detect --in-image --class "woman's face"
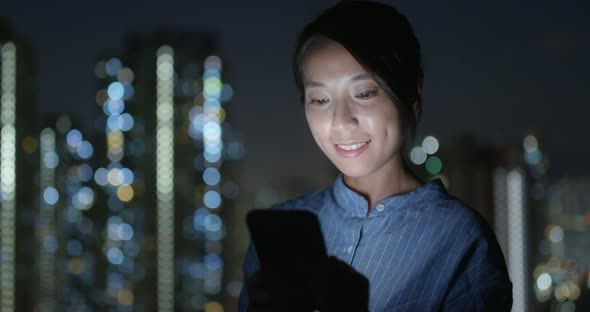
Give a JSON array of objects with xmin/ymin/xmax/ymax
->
[{"xmin": 302, "ymin": 37, "xmax": 405, "ymax": 178}]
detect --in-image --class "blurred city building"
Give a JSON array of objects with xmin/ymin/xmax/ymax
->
[
  {"xmin": 0, "ymin": 20, "xmax": 36, "ymax": 312},
  {"xmin": 37, "ymin": 116, "xmax": 101, "ymax": 311},
  {"xmin": 18, "ymin": 29, "xmax": 243, "ymax": 312},
  {"xmin": 532, "ymin": 176, "xmax": 590, "ymax": 311},
  {"xmin": 92, "ymin": 30, "xmax": 241, "ymax": 311}
]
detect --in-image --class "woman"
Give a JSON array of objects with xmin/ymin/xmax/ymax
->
[{"xmin": 240, "ymin": 1, "xmax": 513, "ymax": 311}]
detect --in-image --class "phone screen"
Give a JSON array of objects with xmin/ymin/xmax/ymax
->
[{"xmin": 246, "ymin": 209, "xmax": 328, "ymax": 273}]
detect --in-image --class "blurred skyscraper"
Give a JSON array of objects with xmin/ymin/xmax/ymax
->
[
  {"xmin": 89, "ymin": 29, "xmax": 242, "ymax": 311},
  {"xmin": 0, "ymin": 21, "xmax": 36, "ymax": 312},
  {"xmin": 532, "ymin": 175, "xmax": 590, "ymax": 310},
  {"xmin": 37, "ymin": 116, "xmax": 101, "ymax": 311}
]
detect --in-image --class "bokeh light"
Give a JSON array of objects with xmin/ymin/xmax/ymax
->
[
  {"xmin": 22, "ymin": 136, "xmax": 37, "ymax": 154},
  {"xmin": 549, "ymin": 225, "xmax": 564, "ymax": 243},
  {"xmin": 525, "ymin": 149, "xmax": 542, "ymax": 165},
  {"xmin": 204, "ymin": 150, "xmax": 221, "ymax": 163},
  {"xmin": 410, "ymin": 146, "xmax": 427, "ymax": 165},
  {"xmin": 43, "ymin": 152, "xmax": 59, "ymax": 169},
  {"xmin": 425, "ymin": 156, "xmax": 443, "ymax": 175},
  {"xmin": 120, "ymin": 168, "xmax": 134, "ymax": 185},
  {"xmin": 77, "ymin": 164, "xmax": 93, "ymax": 182},
  {"xmin": 203, "ymin": 168, "xmax": 221, "ymax": 186},
  {"xmin": 105, "ymin": 58, "xmax": 122, "ymax": 76},
  {"xmin": 42, "ymin": 187, "xmax": 59, "ymax": 205},
  {"xmin": 536, "ymin": 273, "xmax": 552, "ymax": 291},
  {"xmin": 96, "ymin": 89, "xmax": 108, "ymax": 106},
  {"xmin": 422, "ymin": 136, "xmax": 439, "ymax": 155},
  {"xmin": 220, "ymin": 84, "xmax": 233, "ymax": 102},
  {"xmin": 108, "ymin": 168, "xmax": 124, "ymax": 186},
  {"xmin": 77, "ymin": 141, "xmax": 93, "ymax": 159},
  {"xmin": 73, "ymin": 187, "xmax": 95, "ymax": 210},
  {"xmin": 204, "ymin": 55, "xmax": 221, "ymax": 71},
  {"xmin": 106, "ymin": 247, "xmax": 124, "ymax": 265},
  {"xmin": 66, "ymin": 240, "xmax": 83, "ymax": 257},
  {"xmin": 117, "ymin": 223, "xmax": 134, "ymax": 241},
  {"xmin": 204, "ymin": 301, "xmax": 223, "ymax": 312},
  {"xmin": 117, "ymin": 185, "xmax": 134, "ymax": 202},
  {"xmin": 523, "ymin": 135, "xmax": 539, "ymax": 153},
  {"xmin": 204, "ymin": 214, "xmax": 222, "ymax": 232},
  {"xmin": 117, "ymin": 289, "xmax": 134, "ymax": 306},
  {"xmin": 117, "ymin": 68, "xmax": 134, "ymax": 83},
  {"xmin": 106, "ymin": 99, "xmax": 125, "ymax": 115},
  {"xmin": 94, "ymin": 168, "xmax": 109, "ymax": 186},
  {"xmin": 203, "ymin": 191, "xmax": 221, "ymax": 209},
  {"xmin": 66, "ymin": 129, "xmax": 83, "ymax": 148}
]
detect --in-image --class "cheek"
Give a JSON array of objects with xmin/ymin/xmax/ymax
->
[
  {"xmin": 365, "ymin": 105, "xmax": 402, "ymax": 142},
  {"xmin": 383, "ymin": 113, "xmax": 404, "ymax": 149},
  {"xmin": 305, "ymin": 109, "xmax": 328, "ymax": 138}
]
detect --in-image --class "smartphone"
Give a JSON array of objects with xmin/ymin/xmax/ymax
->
[{"xmin": 246, "ymin": 209, "xmax": 328, "ymax": 273}]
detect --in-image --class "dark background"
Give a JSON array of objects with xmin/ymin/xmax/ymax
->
[
  {"xmin": 1, "ymin": 1, "xmax": 589, "ymax": 311},
  {"xmin": 1, "ymin": 0, "xmax": 589, "ymax": 189}
]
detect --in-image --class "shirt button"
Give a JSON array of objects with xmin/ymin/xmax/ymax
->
[
  {"xmin": 376, "ymin": 203, "xmax": 385, "ymax": 212},
  {"xmin": 347, "ymin": 246, "xmax": 354, "ymax": 254}
]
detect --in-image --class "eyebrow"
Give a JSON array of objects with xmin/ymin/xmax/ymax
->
[{"xmin": 304, "ymin": 73, "xmax": 373, "ymax": 87}]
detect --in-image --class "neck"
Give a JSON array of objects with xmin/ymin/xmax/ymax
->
[{"xmin": 342, "ymin": 158, "xmax": 422, "ymax": 212}]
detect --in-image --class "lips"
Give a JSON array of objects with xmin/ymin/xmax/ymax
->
[{"xmin": 334, "ymin": 140, "xmax": 371, "ymax": 158}]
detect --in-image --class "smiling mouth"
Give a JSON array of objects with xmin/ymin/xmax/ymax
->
[
  {"xmin": 335, "ymin": 140, "xmax": 371, "ymax": 150},
  {"xmin": 333, "ymin": 140, "xmax": 372, "ymax": 158}
]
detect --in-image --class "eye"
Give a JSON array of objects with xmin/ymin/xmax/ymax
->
[
  {"xmin": 355, "ymin": 90, "xmax": 379, "ymax": 100},
  {"xmin": 308, "ymin": 98, "xmax": 330, "ymax": 105}
]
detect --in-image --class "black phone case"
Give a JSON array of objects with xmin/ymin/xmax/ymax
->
[{"xmin": 246, "ymin": 209, "xmax": 328, "ymax": 273}]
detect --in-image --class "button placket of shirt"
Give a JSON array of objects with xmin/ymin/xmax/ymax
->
[
  {"xmin": 375, "ymin": 203, "xmax": 385, "ymax": 212},
  {"xmin": 347, "ymin": 218, "xmax": 364, "ymax": 265}
]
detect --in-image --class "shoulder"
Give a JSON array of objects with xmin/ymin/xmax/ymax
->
[
  {"xmin": 421, "ymin": 195, "xmax": 512, "ymax": 307},
  {"xmin": 417, "ymin": 191, "xmax": 509, "ymax": 278},
  {"xmin": 420, "ymin": 192, "xmax": 494, "ymax": 244},
  {"xmin": 269, "ymin": 186, "xmax": 331, "ymax": 215}
]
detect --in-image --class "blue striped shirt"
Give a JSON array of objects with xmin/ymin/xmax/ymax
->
[{"xmin": 240, "ymin": 175, "xmax": 513, "ymax": 311}]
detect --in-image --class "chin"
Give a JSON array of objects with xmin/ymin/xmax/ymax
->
[{"xmin": 333, "ymin": 161, "xmax": 375, "ymax": 178}]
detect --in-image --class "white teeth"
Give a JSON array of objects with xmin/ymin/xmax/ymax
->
[{"xmin": 337, "ymin": 141, "xmax": 369, "ymax": 150}]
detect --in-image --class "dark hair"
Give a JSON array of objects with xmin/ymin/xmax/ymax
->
[{"xmin": 293, "ymin": 1, "xmax": 423, "ymax": 170}]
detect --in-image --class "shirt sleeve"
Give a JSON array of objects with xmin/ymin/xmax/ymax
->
[
  {"xmin": 441, "ymin": 228, "xmax": 513, "ymax": 311},
  {"xmin": 238, "ymin": 243, "xmax": 259, "ymax": 312}
]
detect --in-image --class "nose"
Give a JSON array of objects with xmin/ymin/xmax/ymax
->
[{"xmin": 331, "ymin": 98, "xmax": 358, "ymax": 130}]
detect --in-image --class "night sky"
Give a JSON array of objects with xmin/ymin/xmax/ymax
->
[{"xmin": 1, "ymin": 0, "xmax": 589, "ymax": 191}]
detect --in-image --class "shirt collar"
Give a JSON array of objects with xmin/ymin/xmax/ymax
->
[{"xmin": 331, "ymin": 173, "xmax": 448, "ymax": 217}]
